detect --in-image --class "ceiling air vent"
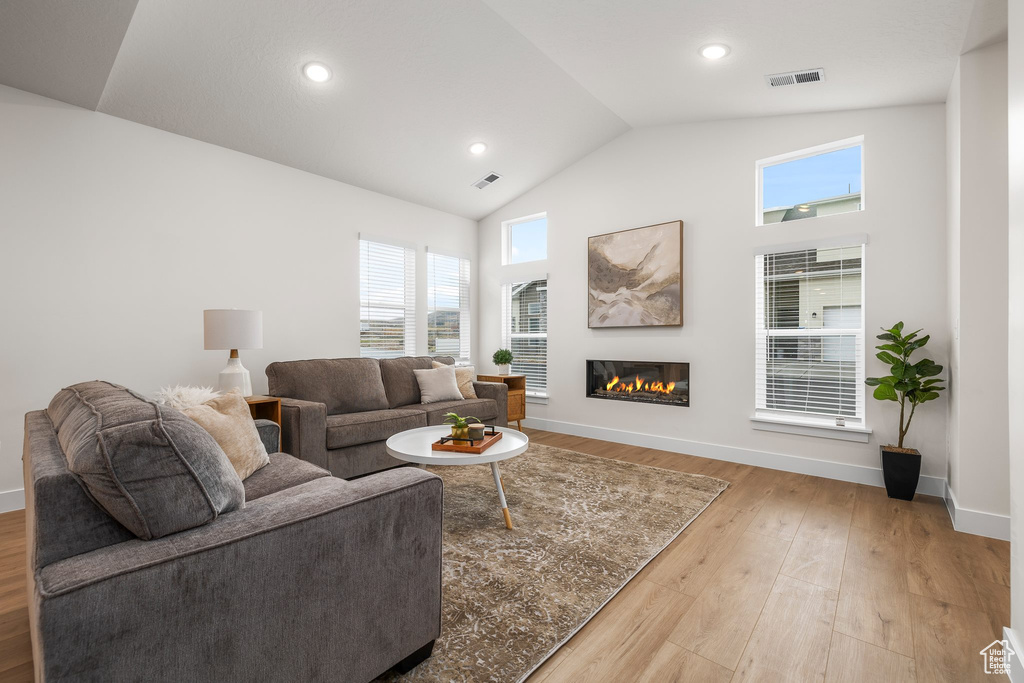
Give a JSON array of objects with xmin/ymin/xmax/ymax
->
[
  {"xmin": 765, "ymin": 68, "xmax": 825, "ymax": 88},
  {"xmin": 472, "ymin": 172, "xmax": 502, "ymax": 190}
]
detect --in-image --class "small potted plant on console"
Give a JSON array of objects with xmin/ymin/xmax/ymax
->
[
  {"xmin": 492, "ymin": 348, "xmax": 513, "ymax": 376},
  {"xmin": 865, "ymin": 322, "xmax": 945, "ymax": 500}
]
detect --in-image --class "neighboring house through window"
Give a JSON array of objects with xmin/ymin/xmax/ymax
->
[
  {"xmin": 754, "ymin": 242, "xmax": 866, "ymax": 428},
  {"xmin": 502, "ymin": 279, "xmax": 548, "ymax": 397},
  {"xmin": 757, "ymin": 136, "xmax": 864, "ymax": 226}
]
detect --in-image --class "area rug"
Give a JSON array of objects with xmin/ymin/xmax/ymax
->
[{"xmin": 380, "ymin": 443, "xmax": 728, "ymax": 683}]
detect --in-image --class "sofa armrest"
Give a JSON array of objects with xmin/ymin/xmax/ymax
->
[
  {"xmin": 34, "ymin": 468, "xmax": 443, "ymax": 682},
  {"xmin": 278, "ymin": 396, "xmax": 328, "ymax": 469},
  {"xmin": 254, "ymin": 419, "xmax": 280, "ymax": 454},
  {"xmin": 473, "ymin": 381, "xmax": 508, "ymax": 428}
]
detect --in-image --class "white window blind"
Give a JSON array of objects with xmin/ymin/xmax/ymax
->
[
  {"xmin": 754, "ymin": 244, "xmax": 865, "ymax": 426},
  {"xmin": 359, "ymin": 239, "xmax": 415, "ymax": 358},
  {"xmin": 502, "ymin": 279, "xmax": 547, "ymax": 397},
  {"xmin": 427, "ymin": 251, "xmax": 470, "ymax": 362}
]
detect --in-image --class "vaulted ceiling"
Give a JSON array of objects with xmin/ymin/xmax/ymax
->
[{"xmin": 0, "ymin": 0, "xmax": 1002, "ymax": 219}]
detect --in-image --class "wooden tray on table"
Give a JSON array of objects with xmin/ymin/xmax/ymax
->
[{"xmin": 431, "ymin": 428, "xmax": 503, "ymax": 454}]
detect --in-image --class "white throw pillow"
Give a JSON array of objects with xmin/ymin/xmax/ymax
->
[
  {"xmin": 432, "ymin": 361, "xmax": 477, "ymax": 399},
  {"xmin": 154, "ymin": 385, "xmax": 221, "ymax": 410},
  {"xmin": 414, "ymin": 365, "xmax": 464, "ymax": 404},
  {"xmin": 180, "ymin": 390, "xmax": 270, "ymax": 480}
]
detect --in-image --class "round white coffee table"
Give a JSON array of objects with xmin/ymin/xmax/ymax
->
[{"xmin": 385, "ymin": 425, "xmax": 529, "ymax": 529}]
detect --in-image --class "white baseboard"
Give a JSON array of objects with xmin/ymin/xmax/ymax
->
[
  {"xmin": 1006, "ymin": 627, "xmax": 1024, "ymax": 681},
  {"xmin": 0, "ymin": 488, "xmax": 25, "ymax": 514},
  {"xmin": 522, "ymin": 416, "xmax": 947, "ymax": 497},
  {"xmin": 944, "ymin": 483, "xmax": 1010, "ymax": 541}
]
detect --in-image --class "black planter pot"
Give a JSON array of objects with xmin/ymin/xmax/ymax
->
[{"xmin": 880, "ymin": 446, "xmax": 922, "ymax": 501}]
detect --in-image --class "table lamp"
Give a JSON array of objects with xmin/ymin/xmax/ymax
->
[{"xmin": 203, "ymin": 309, "xmax": 263, "ymax": 396}]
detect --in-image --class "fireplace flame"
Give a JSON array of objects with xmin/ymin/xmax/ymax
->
[{"xmin": 605, "ymin": 375, "xmax": 676, "ymax": 395}]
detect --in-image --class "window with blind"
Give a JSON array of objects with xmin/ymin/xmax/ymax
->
[
  {"xmin": 427, "ymin": 251, "xmax": 470, "ymax": 362},
  {"xmin": 755, "ymin": 243, "xmax": 865, "ymax": 427},
  {"xmin": 359, "ymin": 238, "xmax": 415, "ymax": 358},
  {"xmin": 502, "ymin": 279, "xmax": 547, "ymax": 397}
]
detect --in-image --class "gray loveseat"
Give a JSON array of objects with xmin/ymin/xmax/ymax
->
[
  {"xmin": 266, "ymin": 355, "xmax": 508, "ymax": 479},
  {"xmin": 24, "ymin": 381, "xmax": 442, "ymax": 682}
]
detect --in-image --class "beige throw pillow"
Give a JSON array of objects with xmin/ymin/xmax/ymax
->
[
  {"xmin": 432, "ymin": 361, "xmax": 477, "ymax": 399},
  {"xmin": 414, "ymin": 365, "xmax": 464, "ymax": 403},
  {"xmin": 181, "ymin": 390, "xmax": 270, "ymax": 480}
]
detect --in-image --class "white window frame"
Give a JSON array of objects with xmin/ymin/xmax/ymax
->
[
  {"xmin": 502, "ymin": 212, "xmax": 548, "ymax": 265},
  {"xmin": 426, "ymin": 248, "xmax": 471, "ymax": 363},
  {"xmin": 755, "ymin": 135, "xmax": 865, "ymax": 227},
  {"xmin": 358, "ymin": 235, "xmax": 416, "ymax": 359},
  {"xmin": 501, "ymin": 278, "xmax": 548, "ymax": 399},
  {"xmin": 751, "ymin": 236, "xmax": 871, "ymax": 442}
]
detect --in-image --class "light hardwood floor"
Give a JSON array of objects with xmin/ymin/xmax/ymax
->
[
  {"xmin": 0, "ymin": 429, "xmax": 1009, "ymax": 682},
  {"xmin": 521, "ymin": 429, "xmax": 1009, "ymax": 683}
]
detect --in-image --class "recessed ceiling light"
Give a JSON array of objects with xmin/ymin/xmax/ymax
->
[
  {"xmin": 699, "ymin": 44, "xmax": 730, "ymax": 60},
  {"xmin": 469, "ymin": 142, "xmax": 488, "ymax": 155},
  {"xmin": 303, "ymin": 62, "xmax": 332, "ymax": 83}
]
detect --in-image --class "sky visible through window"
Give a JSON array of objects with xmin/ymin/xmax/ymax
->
[
  {"xmin": 509, "ymin": 216, "xmax": 547, "ymax": 264},
  {"xmin": 763, "ymin": 145, "xmax": 862, "ymax": 209}
]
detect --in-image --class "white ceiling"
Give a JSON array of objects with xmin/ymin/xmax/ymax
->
[
  {"xmin": 482, "ymin": 0, "xmax": 980, "ymax": 127},
  {"xmin": 0, "ymin": 0, "xmax": 998, "ymax": 219}
]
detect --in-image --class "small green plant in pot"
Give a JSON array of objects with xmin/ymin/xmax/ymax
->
[
  {"xmin": 865, "ymin": 322, "xmax": 944, "ymax": 500},
  {"xmin": 443, "ymin": 412, "xmax": 480, "ymax": 440},
  {"xmin": 492, "ymin": 348, "xmax": 513, "ymax": 376}
]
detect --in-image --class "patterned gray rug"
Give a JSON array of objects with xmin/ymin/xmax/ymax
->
[{"xmin": 380, "ymin": 443, "xmax": 727, "ymax": 683}]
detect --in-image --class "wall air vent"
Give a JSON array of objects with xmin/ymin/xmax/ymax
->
[
  {"xmin": 472, "ymin": 172, "xmax": 502, "ymax": 190},
  {"xmin": 765, "ymin": 68, "xmax": 825, "ymax": 87}
]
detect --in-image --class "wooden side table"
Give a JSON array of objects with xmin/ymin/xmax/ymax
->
[
  {"xmin": 244, "ymin": 395, "xmax": 282, "ymax": 425},
  {"xmin": 245, "ymin": 395, "xmax": 281, "ymax": 450},
  {"xmin": 476, "ymin": 374, "xmax": 526, "ymax": 431}
]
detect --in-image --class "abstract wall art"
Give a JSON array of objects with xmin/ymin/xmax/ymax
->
[{"xmin": 587, "ymin": 220, "xmax": 683, "ymax": 328}]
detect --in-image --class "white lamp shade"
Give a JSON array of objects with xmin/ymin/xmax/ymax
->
[{"xmin": 203, "ymin": 309, "xmax": 263, "ymax": 350}]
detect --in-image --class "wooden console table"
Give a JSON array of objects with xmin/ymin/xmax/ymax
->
[{"xmin": 477, "ymin": 374, "xmax": 526, "ymax": 431}]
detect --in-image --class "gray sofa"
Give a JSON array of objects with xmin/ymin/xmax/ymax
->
[
  {"xmin": 24, "ymin": 381, "xmax": 442, "ymax": 682},
  {"xmin": 266, "ymin": 355, "xmax": 508, "ymax": 479}
]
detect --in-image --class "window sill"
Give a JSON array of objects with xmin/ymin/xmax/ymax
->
[{"xmin": 750, "ymin": 415, "xmax": 871, "ymax": 443}]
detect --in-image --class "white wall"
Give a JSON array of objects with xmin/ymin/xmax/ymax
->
[
  {"xmin": 945, "ymin": 42, "xmax": 1010, "ymax": 521},
  {"xmin": 946, "ymin": 64, "xmax": 962, "ymax": 501},
  {"xmin": 479, "ymin": 104, "xmax": 950, "ymax": 482},
  {"xmin": 1007, "ymin": 0, "xmax": 1024, "ymax": 635},
  {"xmin": 0, "ymin": 84, "xmax": 478, "ymax": 497}
]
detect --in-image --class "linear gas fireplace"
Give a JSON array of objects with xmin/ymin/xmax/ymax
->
[{"xmin": 586, "ymin": 359, "xmax": 689, "ymax": 407}]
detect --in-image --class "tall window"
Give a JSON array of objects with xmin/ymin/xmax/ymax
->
[
  {"xmin": 359, "ymin": 238, "xmax": 415, "ymax": 358},
  {"xmin": 754, "ymin": 243, "xmax": 865, "ymax": 426},
  {"xmin": 758, "ymin": 137, "xmax": 864, "ymax": 226},
  {"xmin": 503, "ymin": 213, "xmax": 547, "ymax": 264},
  {"xmin": 502, "ymin": 279, "xmax": 547, "ymax": 397},
  {"xmin": 427, "ymin": 251, "xmax": 471, "ymax": 362}
]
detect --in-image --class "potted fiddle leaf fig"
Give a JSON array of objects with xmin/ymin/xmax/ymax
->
[
  {"xmin": 492, "ymin": 348, "xmax": 513, "ymax": 376},
  {"xmin": 865, "ymin": 322, "xmax": 945, "ymax": 500}
]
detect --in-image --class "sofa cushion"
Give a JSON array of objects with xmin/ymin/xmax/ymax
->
[
  {"xmin": 267, "ymin": 358, "xmax": 389, "ymax": 415},
  {"xmin": 326, "ymin": 408, "xmax": 427, "ymax": 449},
  {"xmin": 243, "ymin": 452, "xmax": 330, "ymax": 501},
  {"xmin": 379, "ymin": 356, "xmax": 436, "ymax": 408},
  {"xmin": 403, "ymin": 398, "xmax": 498, "ymax": 426},
  {"xmin": 180, "ymin": 390, "xmax": 270, "ymax": 480},
  {"xmin": 432, "ymin": 361, "xmax": 477, "ymax": 398},
  {"xmin": 413, "ymin": 366, "xmax": 463, "ymax": 404},
  {"xmin": 47, "ymin": 381, "xmax": 245, "ymax": 540}
]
